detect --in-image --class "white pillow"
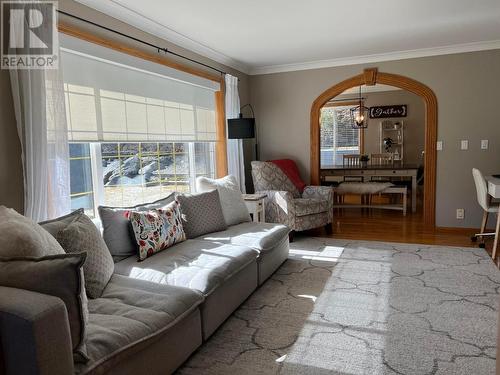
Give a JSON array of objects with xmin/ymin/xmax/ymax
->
[{"xmin": 196, "ymin": 175, "xmax": 251, "ymax": 226}]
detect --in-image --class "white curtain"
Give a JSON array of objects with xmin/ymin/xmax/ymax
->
[
  {"xmin": 9, "ymin": 3, "xmax": 70, "ymax": 221},
  {"xmin": 225, "ymin": 74, "xmax": 246, "ymax": 192}
]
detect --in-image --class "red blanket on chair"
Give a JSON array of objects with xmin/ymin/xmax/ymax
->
[{"xmin": 269, "ymin": 159, "xmax": 306, "ymax": 193}]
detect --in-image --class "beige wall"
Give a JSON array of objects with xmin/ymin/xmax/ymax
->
[
  {"xmin": 0, "ymin": 0, "xmax": 250, "ymax": 214},
  {"xmin": 250, "ymin": 49, "xmax": 500, "ymax": 228}
]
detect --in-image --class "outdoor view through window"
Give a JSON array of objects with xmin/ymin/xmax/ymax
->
[{"xmin": 320, "ymin": 105, "xmax": 360, "ymax": 167}]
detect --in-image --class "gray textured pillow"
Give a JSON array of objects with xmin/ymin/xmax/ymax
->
[
  {"xmin": 0, "ymin": 206, "xmax": 65, "ymax": 257},
  {"xmin": 39, "ymin": 208, "xmax": 83, "ymax": 237},
  {"xmin": 0, "ymin": 253, "xmax": 89, "ymax": 363},
  {"xmin": 196, "ymin": 175, "xmax": 251, "ymax": 226},
  {"xmin": 176, "ymin": 190, "xmax": 227, "ymax": 238},
  {"xmin": 56, "ymin": 212, "xmax": 114, "ymax": 299},
  {"xmin": 98, "ymin": 194, "xmax": 175, "ymax": 261}
]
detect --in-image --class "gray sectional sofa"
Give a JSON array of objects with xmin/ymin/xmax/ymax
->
[{"xmin": 0, "ymin": 220, "xmax": 289, "ymax": 375}]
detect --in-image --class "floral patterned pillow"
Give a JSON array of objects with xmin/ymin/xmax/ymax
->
[{"xmin": 129, "ymin": 201, "xmax": 186, "ymax": 261}]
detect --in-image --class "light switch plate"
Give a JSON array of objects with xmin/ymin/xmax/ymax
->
[
  {"xmin": 481, "ymin": 140, "xmax": 489, "ymax": 150},
  {"xmin": 460, "ymin": 140, "xmax": 468, "ymax": 150},
  {"xmin": 456, "ymin": 208, "xmax": 464, "ymax": 220},
  {"xmin": 436, "ymin": 141, "xmax": 443, "ymax": 151}
]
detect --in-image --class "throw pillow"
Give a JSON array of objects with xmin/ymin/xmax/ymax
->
[
  {"xmin": 0, "ymin": 253, "xmax": 89, "ymax": 363},
  {"xmin": 56, "ymin": 212, "xmax": 114, "ymax": 299},
  {"xmin": 98, "ymin": 194, "xmax": 175, "ymax": 261},
  {"xmin": 196, "ymin": 175, "xmax": 251, "ymax": 226},
  {"xmin": 176, "ymin": 190, "xmax": 227, "ymax": 238},
  {"xmin": 129, "ymin": 201, "xmax": 186, "ymax": 261},
  {"xmin": 0, "ymin": 206, "xmax": 65, "ymax": 257},
  {"xmin": 39, "ymin": 208, "xmax": 84, "ymax": 237}
]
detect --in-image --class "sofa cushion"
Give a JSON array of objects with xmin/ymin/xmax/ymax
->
[
  {"xmin": 198, "ymin": 222, "xmax": 290, "ymax": 253},
  {"xmin": 98, "ymin": 194, "xmax": 175, "ymax": 261},
  {"xmin": 76, "ymin": 274, "xmax": 203, "ymax": 374},
  {"xmin": 176, "ymin": 190, "xmax": 227, "ymax": 239},
  {"xmin": 129, "ymin": 201, "xmax": 186, "ymax": 261},
  {"xmin": 0, "ymin": 253, "xmax": 89, "ymax": 363},
  {"xmin": 114, "ymin": 240, "xmax": 258, "ymax": 296},
  {"xmin": 0, "ymin": 206, "xmax": 65, "ymax": 257},
  {"xmin": 196, "ymin": 175, "xmax": 251, "ymax": 226},
  {"xmin": 56, "ymin": 212, "xmax": 114, "ymax": 299},
  {"xmin": 294, "ymin": 198, "xmax": 329, "ymax": 217}
]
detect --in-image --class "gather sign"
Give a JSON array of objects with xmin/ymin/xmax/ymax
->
[{"xmin": 369, "ymin": 105, "xmax": 407, "ymax": 119}]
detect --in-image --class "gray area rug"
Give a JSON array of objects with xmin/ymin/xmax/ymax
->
[{"xmin": 178, "ymin": 237, "xmax": 500, "ymax": 374}]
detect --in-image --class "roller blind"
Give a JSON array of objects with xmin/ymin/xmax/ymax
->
[{"xmin": 60, "ymin": 34, "xmax": 219, "ymax": 142}]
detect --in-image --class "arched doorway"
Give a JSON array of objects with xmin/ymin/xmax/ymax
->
[{"xmin": 310, "ymin": 68, "xmax": 437, "ymax": 228}]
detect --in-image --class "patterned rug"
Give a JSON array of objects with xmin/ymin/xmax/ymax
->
[{"xmin": 177, "ymin": 237, "xmax": 500, "ymax": 375}]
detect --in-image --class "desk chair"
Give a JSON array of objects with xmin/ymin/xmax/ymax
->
[{"xmin": 471, "ymin": 168, "xmax": 499, "ymax": 250}]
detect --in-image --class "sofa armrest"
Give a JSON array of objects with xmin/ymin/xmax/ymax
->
[
  {"xmin": 0, "ymin": 286, "xmax": 74, "ymax": 375},
  {"xmin": 302, "ymin": 185, "xmax": 334, "ymax": 222},
  {"xmin": 256, "ymin": 190, "xmax": 295, "ymax": 228}
]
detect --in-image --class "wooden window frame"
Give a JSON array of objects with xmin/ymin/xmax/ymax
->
[{"xmin": 58, "ymin": 22, "xmax": 228, "ymax": 177}]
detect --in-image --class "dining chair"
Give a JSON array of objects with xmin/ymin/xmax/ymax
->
[
  {"xmin": 370, "ymin": 153, "xmax": 394, "ymax": 165},
  {"xmin": 370, "ymin": 153, "xmax": 394, "ymax": 183},
  {"xmin": 471, "ymin": 168, "xmax": 499, "ymax": 250},
  {"xmin": 343, "ymin": 154, "xmax": 361, "ymax": 167}
]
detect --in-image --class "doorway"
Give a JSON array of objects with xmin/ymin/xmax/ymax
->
[{"xmin": 310, "ymin": 68, "xmax": 437, "ymax": 229}]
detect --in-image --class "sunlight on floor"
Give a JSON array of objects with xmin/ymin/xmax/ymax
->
[
  {"xmin": 289, "ymin": 245, "xmax": 345, "ymax": 263},
  {"xmin": 297, "ymin": 294, "xmax": 317, "ymax": 302},
  {"xmin": 281, "ymin": 243, "xmax": 392, "ymax": 373}
]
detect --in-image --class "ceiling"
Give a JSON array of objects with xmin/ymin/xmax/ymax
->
[{"xmin": 75, "ymin": 0, "xmax": 500, "ymax": 75}]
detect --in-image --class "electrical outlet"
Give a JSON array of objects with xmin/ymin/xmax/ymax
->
[
  {"xmin": 481, "ymin": 140, "xmax": 489, "ymax": 150},
  {"xmin": 436, "ymin": 141, "xmax": 443, "ymax": 151},
  {"xmin": 456, "ymin": 208, "xmax": 464, "ymax": 220},
  {"xmin": 460, "ymin": 140, "xmax": 468, "ymax": 150}
]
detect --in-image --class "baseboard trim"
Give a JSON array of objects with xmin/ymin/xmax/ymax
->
[{"xmin": 435, "ymin": 226, "xmax": 477, "ymax": 234}]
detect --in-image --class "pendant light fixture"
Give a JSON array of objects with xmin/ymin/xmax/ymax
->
[{"xmin": 350, "ymin": 85, "xmax": 369, "ymax": 129}]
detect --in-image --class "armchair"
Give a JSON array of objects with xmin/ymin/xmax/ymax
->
[{"xmin": 251, "ymin": 161, "xmax": 334, "ymax": 238}]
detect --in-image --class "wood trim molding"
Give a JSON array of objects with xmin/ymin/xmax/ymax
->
[
  {"xmin": 58, "ymin": 22, "xmax": 223, "ymax": 84},
  {"xmin": 215, "ymin": 90, "xmax": 228, "ymax": 177},
  {"xmin": 322, "ymin": 101, "xmax": 359, "ymax": 108},
  {"xmin": 364, "ymin": 68, "xmax": 378, "ymax": 86},
  {"xmin": 58, "ymin": 21, "xmax": 229, "ymax": 176},
  {"xmin": 310, "ymin": 68, "xmax": 438, "ymax": 229}
]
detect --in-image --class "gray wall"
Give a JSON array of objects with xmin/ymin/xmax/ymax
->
[
  {"xmin": 0, "ymin": 0, "xmax": 250, "ymax": 213},
  {"xmin": 360, "ymin": 90, "xmax": 425, "ymax": 165},
  {"xmin": 250, "ymin": 49, "xmax": 500, "ymax": 228}
]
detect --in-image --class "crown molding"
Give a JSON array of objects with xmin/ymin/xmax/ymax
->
[
  {"xmin": 73, "ymin": 0, "xmax": 250, "ymax": 74},
  {"xmin": 249, "ymin": 40, "xmax": 500, "ymax": 75}
]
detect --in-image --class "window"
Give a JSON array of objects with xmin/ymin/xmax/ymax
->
[
  {"xmin": 320, "ymin": 105, "xmax": 360, "ymax": 167},
  {"xmin": 69, "ymin": 141, "xmax": 215, "ymax": 216},
  {"xmin": 61, "ymin": 34, "xmax": 219, "ymax": 216}
]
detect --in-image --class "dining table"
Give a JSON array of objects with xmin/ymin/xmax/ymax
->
[{"xmin": 320, "ymin": 163, "xmax": 419, "ymax": 213}]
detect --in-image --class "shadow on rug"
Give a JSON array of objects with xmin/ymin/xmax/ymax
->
[{"xmin": 177, "ymin": 237, "xmax": 499, "ymax": 375}]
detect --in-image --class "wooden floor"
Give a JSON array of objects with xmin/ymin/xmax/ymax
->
[{"xmin": 305, "ymin": 192, "xmax": 485, "ymax": 250}]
